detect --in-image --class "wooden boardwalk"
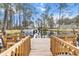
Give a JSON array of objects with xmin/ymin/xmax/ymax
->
[{"xmin": 29, "ymin": 38, "xmax": 52, "ymax": 56}]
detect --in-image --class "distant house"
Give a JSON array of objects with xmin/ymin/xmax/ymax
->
[{"xmin": 60, "ymin": 24, "xmax": 77, "ymax": 29}]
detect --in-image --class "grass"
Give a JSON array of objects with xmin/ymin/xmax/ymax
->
[
  {"xmin": 48, "ymin": 29, "xmax": 79, "ymax": 32},
  {"xmin": 0, "ymin": 29, "xmax": 78, "ymax": 34},
  {"xmin": 0, "ymin": 30, "xmax": 21, "ymax": 34}
]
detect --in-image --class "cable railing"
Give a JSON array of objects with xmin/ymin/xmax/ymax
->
[
  {"xmin": 0, "ymin": 36, "xmax": 31, "ymax": 56},
  {"xmin": 50, "ymin": 35, "xmax": 79, "ymax": 56}
]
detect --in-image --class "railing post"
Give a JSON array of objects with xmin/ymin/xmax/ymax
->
[
  {"xmin": 52, "ymin": 37, "xmax": 55, "ymax": 55},
  {"xmin": 25, "ymin": 40, "xmax": 28, "ymax": 55},
  {"xmin": 21, "ymin": 44, "xmax": 24, "ymax": 56},
  {"xmin": 22, "ymin": 42, "xmax": 24, "ymax": 56},
  {"xmin": 18, "ymin": 46, "xmax": 21, "ymax": 56},
  {"xmin": 11, "ymin": 51, "xmax": 15, "ymax": 56},
  {"xmin": 57, "ymin": 40, "xmax": 60, "ymax": 55},
  {"xmin": 55, "ymin": 39, "xmax": 58, "ymax": 55},
  {"xmin": 54, "ymin": 38, "xmax": 56, "ymax": 55},
  {"xmin": 28, "ymin": 37, "xmax": 31, "ymax": 53}
]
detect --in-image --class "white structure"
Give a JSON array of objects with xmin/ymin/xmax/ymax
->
[{"xmin": 60, "ymin": 24, "xmax": 77, "ymax": 29}]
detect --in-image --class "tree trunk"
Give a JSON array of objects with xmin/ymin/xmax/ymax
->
[
  {"xmin": 59, "ymin": 8, "xmax": 61, "ymax": 29},
  {"xmin": 19, "ymin": 11, "xmax": 21, "ymax": 30},
  {"xmin": 2, "ymin": 8, "xmax": 8, "ymax": 35},
  {"xmin": 9, "ymin": 8, "xmax": 13, "ymax": 30},
  {"xmin": 23, "ymin": 9, "xmax": 27, "ymax": 29}
]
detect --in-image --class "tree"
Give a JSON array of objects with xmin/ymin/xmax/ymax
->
[
  {"xmin": 7, "ymin": 4, "xmax": 15, "ymax": 30},
  {"xmin": 57, "ymin": 17, "xmax": 72, "ymax": 25},
  {"xmin": 0, "ymin": 3, "xmax": 15, "ymax": 34},
  {"xmin": 74, "ymin": 15, "xmax": 79, "ymax": 28},
  {"xmin": 0, "ymin": 4, "xmax": 10, "ymax": 34},
  {"xmin": 22, "ymin": 3, "xmax": 35, "ymax": 29},
  {"xmin": 47, "ymin": 14, "xmax": 54, "ymax": 29},
  {"xmin": 15, "ymin": 3, "xmax": 23, "ymax": 29},
  {"xmin": 58, "ymin": 3, "xmax": 68, "ymax": 28}
]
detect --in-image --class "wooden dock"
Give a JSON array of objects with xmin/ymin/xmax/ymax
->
[{"xmin": 29, "ymin": 38, "xmax": 52, "ymax": 56}]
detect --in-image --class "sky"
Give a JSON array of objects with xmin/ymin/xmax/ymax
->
[
  {"xmin": 30, "ymin": 3, "xmax": 79, "ymax": 23},
  {"xmin": 30, "ymin": 3, "xmax": 79, "ymax": 21},
  {"xmin": 0, "ymin": 3, "xmax": 79, "ymax": 24}
]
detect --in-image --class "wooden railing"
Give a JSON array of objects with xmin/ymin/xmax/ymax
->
[
  {"xmin": 50, "ymin": 36, "xmax": 79, "ymax": 56},
  {"xmin": 57, "ymin": 34, "xmax": 77, "ymax": 46},
  {"xmin": 0, "ymin": 36, "xmax": 31, "ymax": 56},
  {"xmin": 2, "ymin": 33, "xmax": 26, "ymax": 49},
  {"xmin": 2, "ymin": 34, "xmax": 20, "ymax": 49}
]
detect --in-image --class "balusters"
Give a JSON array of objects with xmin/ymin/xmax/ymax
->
[
  {"xmin": 0, "ymin": 36, "xmax": 31, "ymax": 56},
  {"xmin": 50, "ymin": 36, "xmax": 79, "ymax": 56},
  {"xmin": 50, "ymin": 37, "xmax": 52, "ymax": 52},
  {"xmin": 18, "ymin": 46, "xmax": 21, "ymax": 56},
  {"xmin": 11, "ymin": 51, "xmax": 15, "ymax": 56}
]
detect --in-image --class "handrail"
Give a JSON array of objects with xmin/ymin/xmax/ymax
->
[
  {"xmin": 0, "ymin": 36, "xmax": 31, "ymax": 56},
  {"xmin": 50, "ymin": 36, "xmax": 79, "ymax": 56},
  {"xmin": 2, "ymin": 33, "xmax": 26, "ymax": 49},
  {"xmin": 58, "ymin": 34, "xmax": 77, "ymax": 46},
  {"xmin": 2, "ymin": 34, "xmax": 20, "ymax": 49}
]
